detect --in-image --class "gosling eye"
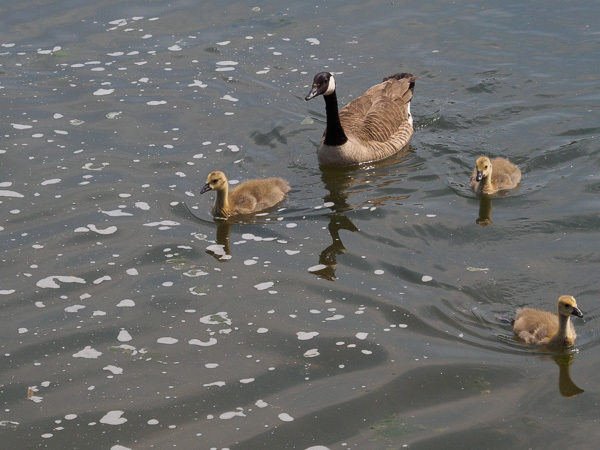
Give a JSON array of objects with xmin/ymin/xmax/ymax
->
[{"xmin": 212, "ymin": 179, "xmax": 218, "ymax": 183}]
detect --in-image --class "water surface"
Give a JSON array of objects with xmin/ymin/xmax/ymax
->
[{"xmin": 1, "ymin": 0, "xmax": 599, "ymax": 448}]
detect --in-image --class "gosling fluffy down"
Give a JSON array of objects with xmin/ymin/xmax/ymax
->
[
  {"xmin": 201, "ymin": 170, "xmax": 290, "ymax": 218},
  {"xmin": 513, "ymin": 295, "xmax": 584, "ymax": 348},
  {"xmin": 305, "ymin": 72, "xmax": 417, "ymax": 166},
  {"xmin": 469, "ymin": 156, "xmax": 521, "ymax": 195}
]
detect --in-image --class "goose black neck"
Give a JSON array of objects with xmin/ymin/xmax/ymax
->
[{"xmin": 323, "ymin": 91, "xmax": 348, "ymax": 146}]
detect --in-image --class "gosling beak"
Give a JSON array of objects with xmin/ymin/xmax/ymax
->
[
  {"xmin": 305, "ymin": 86, "xmax": 319, "ymax": 101},
  {"xmin": 200, "ymin": 183, "xmax": 212, "ymax": 194},
  {"xmin": 475, "ymin": 171, "xmax": 483, "ymax": 182},
  {"xmin": 572, "ymin": 306, "xmax": 584, "ymax": 318}
]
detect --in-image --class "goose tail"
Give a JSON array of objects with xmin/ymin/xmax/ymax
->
[{"xmin": 383, "ymin": 72, "xmax": 418, "ymax": 94}]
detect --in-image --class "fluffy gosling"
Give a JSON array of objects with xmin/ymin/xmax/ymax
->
[
  {"xmin": 513, "ymin": 295, "xmax": 583, "ymax": 348},
  {"xmin": 469, "ymin": 156, "xmax": 521, "ymax": 195},
  {"xmin": 201, "ymin": 170, "xmax": 290, "ymax": 218}
]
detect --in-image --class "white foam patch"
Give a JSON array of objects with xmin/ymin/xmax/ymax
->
[
  {"xmin": 254, "ymin": 281, "xmax": 274, "ymax": 291},
  {"xmin": 75, "ymin": 224, "xmax": 118, "ymax": 235},
  {"xmin": 325, "ymin": 314, "xmax": 344, "ymax": 321},
  {"xmin": 422, "ymin": 275, "xmax": 433, "ymax": 282},
  {"xmin": 278, "ymin": 413, "xmax": 294, "ymax": 422},
  {"xmin": 11, "ymin": 123, "xmax": 33, "ymax": 129},
  {"xmin": 93, "ymin": 275, "xmax": 111, "ymax": 285},
  {"xmin": 73, "ymin": 346, "xmax": 102, "ymax": 359},
  {"xmin": 221, "ymin": 95, "xmax": 238, "ymax": 102},
  {"xmin": 135, "ymin": 201, "xmax": 150, "ymax": 210},
  {"xmin": 36, "ymin": 275, "xmax": 86, "ymax": 289},
  {"xmin": 126, "ymin": 268, "xmax": 138, "ymax": 276},
  {"xmin": 255, "ymin": 400, "xmax": 268, "ymax": 408},
  {"xmin": 40, "ymin": 179, "xmax": 61, "ymax": 186},
  {"xmin": 0, "ymin": 289, "xmax": 16, "ymax": 295},
  {"xmin": 65, "ymin": 305, "xmax": 85, "ymax": 313},
  {"xmin": 118, "ymin": 330, "xmax": 132, "ymax": 342},
  {"xmin": 144, "ymin": 220, "xmax": 180, "ymax": 228},
  {"xmin": 116, "ymin": 299, "xmax": 135, "ymax": 307},
  {"xmin": 199, "ymin": 312, "xmax": 231, "ymax": 325},
  {"xmin": 303, "ymin": 348, "xmax": 320, "ymax": 358},
  {"xmin": 219, "ymin": 410, "xmax": 245, "ymax": 420},
  {"xmin": 188, "ymin": 337, "xmax": 218, "ymax": 347},
  {"xmin": 103, "ymin": 209, "xmax": 133, "ymax": 217},
  {"xmin": 103, "ymin": 365, "xmax": 123, "ymax": 375},
  {"xmin": 204, "ymin": 381, "xmax": 225, "ymax": 387},
  {"xmin": 306, "ymin": 38, "xmax": 320, "ymax": 45},
  {"xmin": 189, "ymin": 80, "xmax": 207, "ymax": 88},
  {"xmin": 93, "ymin": 88, "xmax": 114, "ymax": 96},
  {"xmin": 308, "ymin": 264, "xmax": 327, "ymax": 272},
  {"xmin": 99, "ymin": 410, "xmax": 127, "ymax": 425},
  {"xmin": 297, "ymin": 331, "xmax": 319, "ymax": 341},
  {"xmin": 157, "ymin": 337, "xmax": 178, "ymax": 345},
  {"xmin": 356, "ymin": 332, "xmax": 369, "ymax": 340},
  {"xmin": 146, "ymin": 100, "xmax": 167, "ymax": 106},
  {"xmin": 0, "ymin": 190, "xmax": 24, "ymax": 198}
]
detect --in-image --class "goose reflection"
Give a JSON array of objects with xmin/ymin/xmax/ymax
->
[{"xmin": 310, "ymin": 151, "xmax": 412, "ymax": 280}]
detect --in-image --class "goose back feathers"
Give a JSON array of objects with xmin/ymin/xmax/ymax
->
[
  {"xmin": 201, "ymin": 170, "xmax": 290, "ymax": 218},
  {"xmin": 469, "ymin": 156, "xmax": 521, "ymax": 195},
  {"xmin": 306, "ymin": 72, "xmax": 417, "ymax": 166},
  {"xmin": 513, "ymin": 295, "xmax": 583, "ymax": 348}
]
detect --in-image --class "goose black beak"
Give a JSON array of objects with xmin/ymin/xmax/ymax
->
[
  {"xmin": 475, "ymin": 171, "xmax": 483, "ymax": 182},
  {"xmin": 200, "ymin": 183, "xmax": 212, "ymax": 194},
  {"xmin": 305, "ymin": 86, "xmax": 319, "ymax": 101},
  {"xmin": 572, "ymin": 307, "xmax": 584, "ymax": 318}
]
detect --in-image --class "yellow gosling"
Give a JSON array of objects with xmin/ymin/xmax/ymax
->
[
  {"xmin": 469, "ymin": 156, "xmax": 521, "ymax": 195},
  {"xmin": 201, "ymin": 170, "xmax": 290, "ymax": 218},
  {"xmin": 513, "ymin": 295, "xmax": 583, "ymax": 348}
]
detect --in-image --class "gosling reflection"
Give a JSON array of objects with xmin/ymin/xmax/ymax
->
[
  {"xmin": 547, "ymin": 353, "xmax": 584, "ymax": 398},
  {"xmin": 476, "ymin": 196, "xmax": 493, "ymax": 226},
  {"xmin": 205, "ymin": 222, "xmax": 232, "ymax": 261}
]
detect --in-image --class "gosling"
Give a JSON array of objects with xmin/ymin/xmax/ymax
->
[
  {"xmin": 200, "ymin": 170, "xmax": 290, "ymax": 218},
  {"xmin": 513, "ymin": 295, "xmax": 584, "ymax": 348},
  {"xmin": 469, "ymin": 156, "xmax": 521, "ymax": 195}
]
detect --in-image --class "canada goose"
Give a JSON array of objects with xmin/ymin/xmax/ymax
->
[
  {"xmin": 513, "ymin": 295, "xmax": 583, "ymax": 348},
  {"xmin": 200, "ymin": 170, "xmax": 290, "ymax": 218},
  {"xmin": 305, "ymin": 72, "xmax": 417, "ymax": 166},
  {"xmin": 469, "ymin": 156, "xmax": 521, "ymax": 195}
]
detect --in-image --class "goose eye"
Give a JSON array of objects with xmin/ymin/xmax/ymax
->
[{"xmin": 212, "ymin": 179, "xmax": 218, "ymax": 183}]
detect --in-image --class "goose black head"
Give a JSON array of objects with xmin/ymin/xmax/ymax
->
[{"xmin": 305, "ymin": 72, "xmax": 336, "ymax": 101}]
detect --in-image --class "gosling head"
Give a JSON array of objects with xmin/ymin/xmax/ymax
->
[
  {"xmin": 201, "ymin": 170, "xmax": 228, "ymax": 194},
  {"xmin": 305, "ymin": 72, "xmax": 336, "ymax": 101},
  {"xmin": 557, "ymin": 295, "xmax": 584, "ymax": 318},
  {"xmin": 475, "ymin": 157, "xmax": 493, "ymax": 182}
]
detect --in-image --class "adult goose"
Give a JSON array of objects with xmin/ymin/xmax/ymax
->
[
  {"xmin": 469, "ymin": 156, "xmax": 521, "ymax": 195},
  {"xmin": 305, "ymin": 72, "xmax": 417, "ymax": 166},
  {"xmin": 513, "ymin": 295, "xmax": 584, "ymax": 348},
  {"xmin": 201, "ymin": 170, "xmax": 290, "ymax": 218}
]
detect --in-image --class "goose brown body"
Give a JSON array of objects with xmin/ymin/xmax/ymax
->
[
  {"xmin": 469, "ymin": 156, "xmax": 521, "ymax": 195},
  {"xmin": 305, "ymin": 72, "xmax": 417, "ymax": 166},
  {"xmin": 201, "ymin": 170, "xmax": 290, "ymax": 218},
  {"xmin": 513, "ymin": 295, "xmax": 583, "ymax": 348}
]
